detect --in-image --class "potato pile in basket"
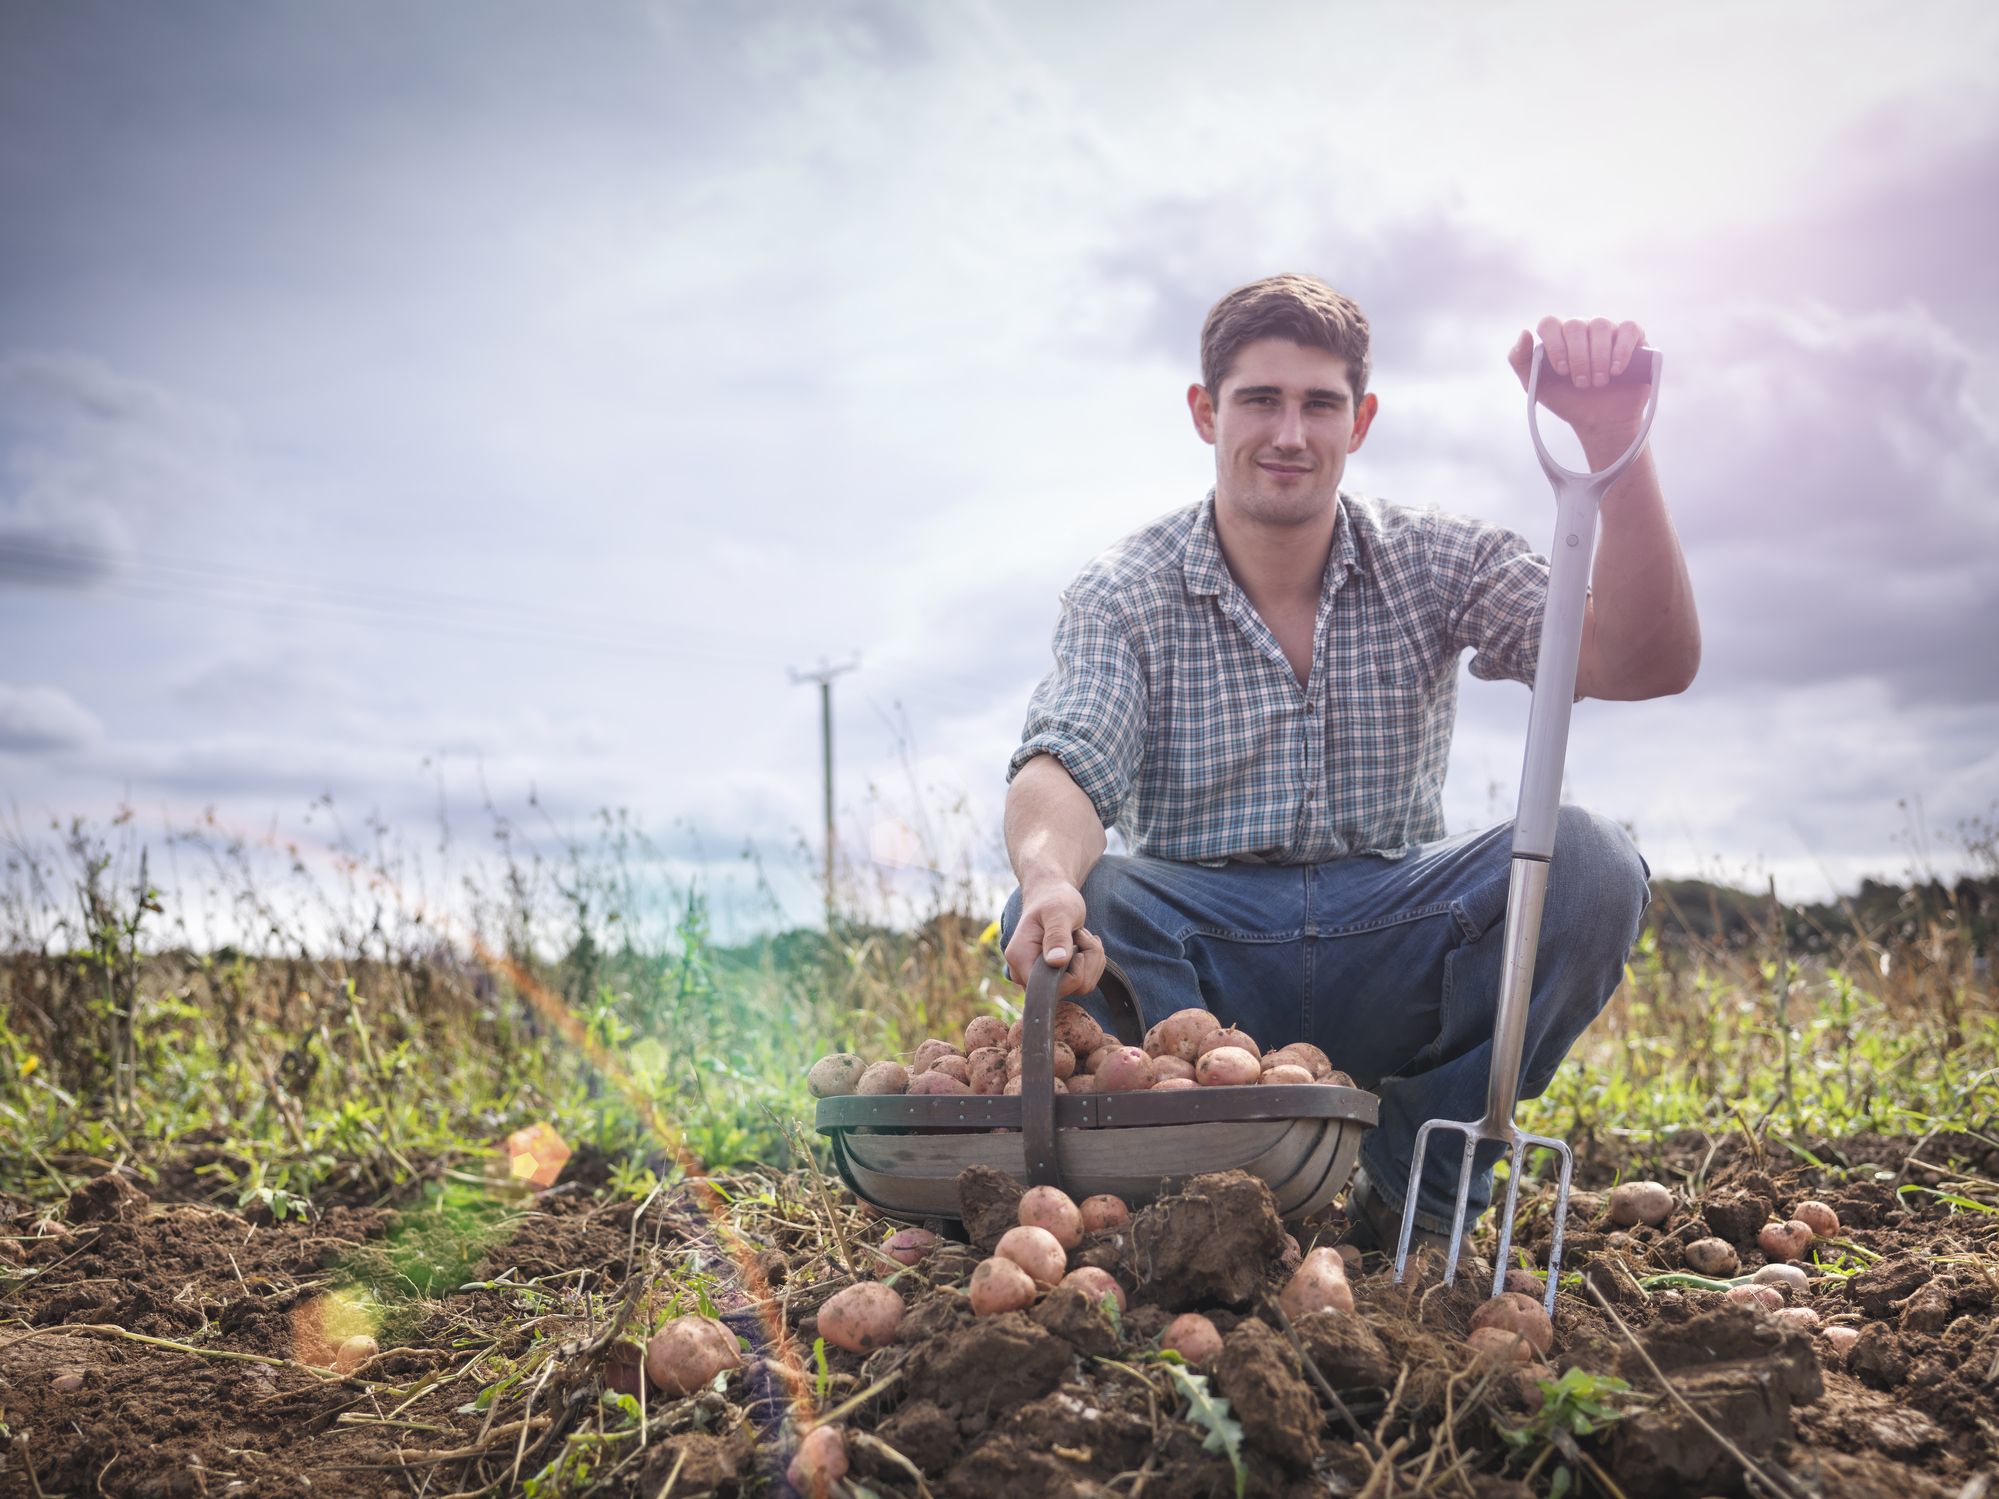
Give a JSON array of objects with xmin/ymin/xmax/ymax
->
[{"xmin": 807, "ymin": 1002, "xmax": 1353, "ymax": 1098}]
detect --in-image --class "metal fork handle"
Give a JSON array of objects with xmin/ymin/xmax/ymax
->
[{"xmin": 1482, "ymin": 346, "xmax": 1663, "ymax": 1133}]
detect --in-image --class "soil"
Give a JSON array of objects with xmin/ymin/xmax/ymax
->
[{"xmin": 2, "ymin": 1130, "xmax": 1995, "ymax": 1497}]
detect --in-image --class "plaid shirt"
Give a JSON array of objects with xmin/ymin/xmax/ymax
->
[{"xmin": 1008, "ymin": 492, "xmax": 1549, "ymax": 864}]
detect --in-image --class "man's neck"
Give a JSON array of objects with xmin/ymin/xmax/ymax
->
[{"xmin": 1211, "ymin": 493, "xmax": 1339, "ymax": 611}]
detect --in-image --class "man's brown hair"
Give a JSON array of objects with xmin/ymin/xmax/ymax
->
[{"xmin": 1200, "ymin": 274, "xmax": 1371, "ymax": 398}]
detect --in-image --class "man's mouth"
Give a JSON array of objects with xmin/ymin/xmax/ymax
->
[{"xmin": 1257, "ymin": 460, "xmax": 1313, "ymax": 477}]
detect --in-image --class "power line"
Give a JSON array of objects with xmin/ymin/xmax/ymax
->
[{"xmin": 790, "ymin": 656, "xmax": 859, "ymax": 927}]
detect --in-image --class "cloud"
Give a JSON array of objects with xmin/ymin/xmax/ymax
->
[
  {"xmin": 0, "ymin": 683, "xmax": 101, "ymax": 752},
  {"xmin": 0, "ymin": 351, "xmax": 244, "ymax": 589}
]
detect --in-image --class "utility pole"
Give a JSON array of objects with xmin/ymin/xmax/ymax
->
[{"xmin": 789, "ymin": 657, "xmax": 859, "ymax": 927}]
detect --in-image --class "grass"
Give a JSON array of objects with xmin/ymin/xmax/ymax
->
[{"xmin": 1, "ymin": 800, "xmax": 1994, "ymax": 1217}]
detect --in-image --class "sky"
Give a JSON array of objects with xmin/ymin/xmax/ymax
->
[{"xmin": 3, "ymin": 0, "xmax": 1996, "ymax": 936}]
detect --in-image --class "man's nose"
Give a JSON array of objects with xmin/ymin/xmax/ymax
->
[{"xmin": 1274, "ymin": 402, "xmax": 1307, "ymax": 450}]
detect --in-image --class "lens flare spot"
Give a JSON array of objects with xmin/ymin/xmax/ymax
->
[
  {"xmin": 502, "ymin": 1121, "xmax": 571, "ymax": 1189},
  {"xmin": 290, "ymin": 1286, "xmax": 379, "ymax": 1369}
]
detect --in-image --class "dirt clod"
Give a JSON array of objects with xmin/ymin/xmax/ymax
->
[
  {"xmin": 1699, "ymin": 1188, "xmax": 1773, "ymax": 1246},
  {"xmin": 905, "ymin": 1310, "xmax": 1074, "ymax": 1420},
  {"xmin": 1032, "ymin": 1283, "xmax": 1120, "ymax": 1359},
  {"xmin": 1851, "ymin": 1255, "xmax": 1931, "ymax": 1317},
  {"xmin": 1292, "ymin": 1308, "xmax": 1395, "ymax": 1389},
  {"xmin": 870, "ymin": 1398, "xmax": 960, "ymax": 1475},
  {"xmin": 956, "ymin": 1165, "xmax": 1027, "ymax": 1254},
  {"xmin": 67, "ymin": 1171, "xmax": 150, "ymax": 1223},
  {"xmin": 1212, "ymin": 1316, "xmax": 1322, "ymax": 1470},
  {"xmin": 1128, "ymin": 1170, "xmax": 1288, "ymax": 1309},
  {"xmin": 1848, "ymin": 1323, "xmax": 1911, "ymax": 1388}
]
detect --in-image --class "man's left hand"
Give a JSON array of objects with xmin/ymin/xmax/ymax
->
[{"xmin": 1507, "ymin": 316, "xmax": 1647, "ymax": 440}]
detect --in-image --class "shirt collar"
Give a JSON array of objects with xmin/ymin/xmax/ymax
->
[{"xmin": 1182, "ymin": 490, "xmax": 1361, "ymax": 598}]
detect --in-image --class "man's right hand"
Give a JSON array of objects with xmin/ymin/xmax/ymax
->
[{"xmin": 1004, "ymin": 881, "xmax": 1107, "ymax": 1000}]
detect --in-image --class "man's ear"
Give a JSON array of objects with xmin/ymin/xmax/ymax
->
[
  {"xmin": 1186, "ymin": 382, "xmax": 1217, "ymax": 444},
  {"xmin": 1349, "ymin": 391, "xmax": 1379, "ymax": 451}
]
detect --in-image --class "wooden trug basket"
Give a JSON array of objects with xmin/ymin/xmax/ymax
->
[{"xmin": 815, "ymin": 955, "xmax": 1379, "ymax": 1223}]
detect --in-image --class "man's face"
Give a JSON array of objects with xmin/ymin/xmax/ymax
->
[{"xmin": 1187, "ymin": 337, "xmax": 1377, "ymax": 529}]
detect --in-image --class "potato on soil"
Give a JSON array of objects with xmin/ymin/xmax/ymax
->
[
  {"xmin": 1262, "ymin": 1041, "xmax": 1333, "ymax": 1079},
  {"xmin": 1053, "ymin": 1001, "xmax": 1105, "ymax": 1058},
  {"xmin": 806, "ymin": 1053, "xmax": 867, "ymax": 1098},
  {"xmin": 969, "ymin": 1255, "xmax": 1038, "ymax": 1315},
  {"xmin": 1278, "ymin": 1247, "xmax": 1355, "ymax": 1318},
  {"xmin": 964, "ymin": 1015, "xmax": 1009, "ymax": 1052},
  {"xmin": 1683, "ymin": 1237, "xmax": 1740, "ymax": 1277},
  {"xmin": 857, "ymin": 1061, "xmax": 910, "ymax": 1095},
  {"xmin": 646, "ymin": 1315, "xmax": 743, "ymax": 1395},
  {"xmin": 1061, "ymin": 1265, "xmax": 1127, "ymax": 1312},
  {"xmin": 335, "ymin": 1334, "xmax": 378, "ymax": 1374},
  {"xmin": 1823, "ymin": 1325, "xmax": 1860, "ymax": 1356},
  {"xmin": 996, "ymin": 1224, "xmax": 1068, "ymax": 1287},
  {"xmin": 1606, "ymin": 1180, "xmax": 1674, "ymax": 1227},
  {"xmin": 1749, "ymin": 1262, "xmax": 1808, "ymax": 1291},
  {"xmin": 1019, "ymin": 1185, "xmax": 1084, "ymax": 1249},
  {"xmin": 907, "ymin": 1069, "xmax": 971, "ymax": 1096},
  {"xmin": 1148, "ymin": 1007, "xmax": 1221, "ymax": 1062},
  {"xmin": 1194, "ymin": 1046, "xmax": 1262, "ymax": 1087},
  {"xmin": 1772, "ymin": 1306, "xmax": 1820, "ymax": 1332},
  {"xmin": 788, "ymin": 1424, "xmax": 848, "ymax": 1498},
  {"xmin": 1757, "ymin": 1219, "xmax": 1813, "ymax": 1262},
  {"xmin": 1094, "ymin": 1046, "xmax": 1156, "ymax": 1092},
  {"xmin": 1469, "ymin": 1293, "xmax": 1553, "ymax": 1356},
  {"xmin": 1196, "ymin": 1026, "xmax": 1259, "ymax": 1058},
  {"xmin": 1079, "ymin": 1194, "xmax": 1130, "ymax": 1234},
  {"xmin": 1465, "ymin": 1325, "xmax": 1537, "ymax": 1363},
  {"xmin": 1792, "ymin": 1200, "xmax": 1840, "ymax": 1239},
  {"xmin": 1727, "ymin": 1284, "xmax": 1784, "ymax": 1311},
  {"xmin": 883, "ymin": 1227, "xmax": 937, "ymax": 1265},
  {"xmin": 912, "ymin": 1038, "xmax": 963, "ymax": 1074},
  {"xmin": 818, "ymin": 1282, "xmax": 904, "ymax": 1353},
  {"xmin": 1162, "ymin": 1312, "xmax": 1222, "ymax": 1366},
  {"xmin": 1259, "ymin": 1063, "xmax": 1315, "ymax": 1086}
]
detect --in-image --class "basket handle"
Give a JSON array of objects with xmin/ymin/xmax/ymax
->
[{"xmin": 1019, "ymin": 955, "xmax": 1146, "ymax": 1188}]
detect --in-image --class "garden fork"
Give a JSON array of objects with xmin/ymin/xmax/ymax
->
[{"xmin": 1393, "ymin": 342, "xmax": 1664, "ymax": 1316}]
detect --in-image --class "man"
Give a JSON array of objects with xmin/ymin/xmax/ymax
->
[{"xmin": 998, "ymin": 274, "xmax": 1699, "ymax": 1256}]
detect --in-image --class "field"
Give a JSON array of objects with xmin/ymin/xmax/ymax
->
[{"xmin": 2, "ymin": 814, "xmax": 1996, "ymax": 1497}]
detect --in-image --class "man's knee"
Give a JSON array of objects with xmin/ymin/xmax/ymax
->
[{"xmin": 1551, "ymin": 806, "xmax": 1650, "ymax": 942}]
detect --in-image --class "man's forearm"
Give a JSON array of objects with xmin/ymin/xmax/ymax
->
[
  {"xmin": 1579, "ymin": 427, "xmax": 1701, "ymax": 699},
  {"xmin": 1005, "ymin": 754, "xmax": 1108, "ymax": 893}
]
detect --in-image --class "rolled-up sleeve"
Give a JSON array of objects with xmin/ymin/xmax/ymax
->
[
  {"xmin": 1006, "ymin": 586, "xmax": 1149, "ymax": 830},
  {"xmin": 1427, "ymin": 512, "xmax": 1550, "ymax": 687}
]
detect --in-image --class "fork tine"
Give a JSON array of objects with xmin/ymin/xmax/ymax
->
[
  {"xmin": 1487, "ymin": 1130, "xmax": 1528, "ymax": 1299},
  {"xmin": 1443, "ymin": 1130, "xmax": 1477, "ymax": 1284},
  {"xmin": 1521, "ymin": 1131, "xmax": 1574, "ymax": 1320},
  {"xmin": 1393, "ymin": 1120, "xmax": 1441, "ymax": 1285}
]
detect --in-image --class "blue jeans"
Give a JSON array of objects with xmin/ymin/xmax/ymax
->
[{"xmin": 999, "ymin": 806, "xmax": 1649, "ymax": 1234}]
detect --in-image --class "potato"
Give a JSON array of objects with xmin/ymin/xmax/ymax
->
[
  {"xmin": 969, "ymin": 1255, "xmax": 1037, "ymax": 1315},
  {"xmin": 1001, "ymin": 1075, "xmax": 1067, "ymax": 1095},
  {"xmin": 1019, "ymin": 1186, "xmax": 1084, "ymax": 1250},
  {"xmin": 818, "ymin": 1282, "xmax": 904, "ymax": 1353},
  {"xmin": 1469, "ymin": 1293, "xmax": 1553, "ymax": 1356},
  {"xmin": 1502, "ymin": 1268, "xmax": 1544, "ymax": 1298},
  {"xmin": 1262, "ymin": 1042, "xmax": 1333, "ymax": 1079},
  {"xmin": 1749, "ymin": 1262, "xmax": 1809, "ymax": 1292},
  {"xmin": 1150, "ymin": 1054, "xmax": 1196, "ymax": 1083},
  {"xmin": 927, "ymin": 1055, "xmax": 972, "ymax": 1085},
  {"xmin": 883, "ymin": 1227, "xmax": 936, "ymax": 1266},
  {"xmin": 1771, "ymin": 1306, "xmax": 1820, "ymax": 1333},
  {"xmin": 967, "ymin": 1047, "xmax": 1009, "ymax": 1094},
  {"xmin": 1053, "ymin": 1001, "xmax": 1104, "ymax": 1058},
  {"xmin": 996, "ymin": 1224, "xmax": 1067, "ymax": 1287},
  {"xmin": 1007, "ymin": 1019, "xmax": 1023, "ymax": 1047},
  {"xmin": 1079, "ymin": 1194, "xmax": 1130, "ymax": 1234},
  {"xmin": 1683, "ymin": 1237, "xmax": 1740, "ymax": 1277},
  {"xmin": 1197, "ymin": 1026, "xmax": 1259, "ymax": 1058},
  {"xmin": 964, "ymin": 1015, "xmax": 1009, "ymax": 1052},
  {"xmin": 912, "ymin": 1039, "xmax": 962, "ymax": 1074},
  {"xmin": 1278, "ymin": 1248, "xmax": 1354, "ymax": 1318},
  {"xmin": 1606, "ymin": 1180, "xmax": 1674, "ymax": 1227},
  {"xmin": 1151, "ymin": 1077, "xmax": 1198, "ymax": 1090},
  {"xmin": 1822, "ymin": 1325, "xmax": 1860, "ymax": 1357},
  {"xmin": 1324, "ymin": 1069, "xmax": 1355, "ymax": 1088},
  {"xmin": 1757, "ymin": 1220, "xmax": 1813, "ymax": 1262},
  {"xmin": 645, "ymin": 1314, "xmax": 742, "ymax": 1395},
  {"xmin": 1061, "ymin": 1265, "xmax": 1127, "ymax": 1312},
  {"xmin": 1260, "ymin": 1064, "xmax": 1315, "ymax": 1086},
  {"xmin": 787, "ymin": 1424, "xmax": 848, "ymax": 1498},
  {"xmin": 1094, "ymin": 1047, "xmax": 1156, "ymax": 1093},
  {"xmin": 857, "ymin": 1061, "xmax": 910, "ymax": 1096},
  {"xmin": 335, "ymin": 1334, "xmax": 378, "ymax": 1374},
  {"xmin": 806, "ymin": 1053, "xmax": 867, "ymax": 1098},
  {"xmin": 1792, "ymin": 1200, "xmax": 1840, "ymax": 1239},
  {"xmin": 1194, "ymin": 1046, "xmax": 1262, "ymax": 1087},
  {"xmin": 1067, "ymin": 1072, "xmax": 1097, "ymax": 1094},
  {"xmin": 907, "ymin": 1069, "xmax": 971, "ymax": 1096},
  {"xmin": 1162, "ymin": 1311, "xmax": 1222, "ymax": 1366},
  {"xmin": 1082, "ymin": 1043, "xmax": 1118, "ymax": 1075},
  {"xmin": 1465, "ymin": 1325, "xmax": 1537, "ymax": 1364},
  {"xmin": 1726, "ymin": 1284, "xmax": 1784, "ymax": 1311},
  {"xmin": 1148, "ymin": 1008, "xmax": 1221, "ymax": 1062}
]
